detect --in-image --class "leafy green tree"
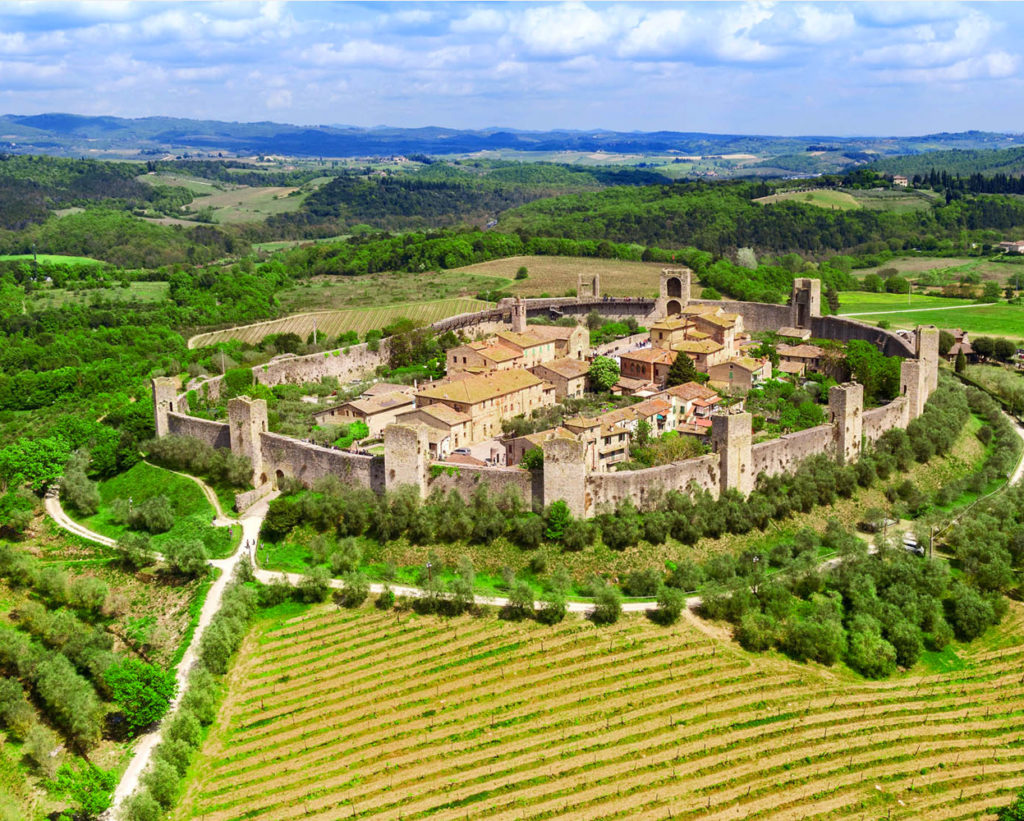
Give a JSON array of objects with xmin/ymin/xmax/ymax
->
[
  {"xmin": 103, "ymin": 659, "xmax": 176, "ymax": 734},
  {"xmin": 955, "ymin": 350, "xmax": 966, "ymax": 373},
  {"xmin": 665, "ymin": 352, "xmax": 703, "ymax": 387},
  {"xmin": 0, "ymin": 436, "xmax": 71, "ymax": 490},
  {"xmin": 544, "ymin": 500, "xmax": 573, "ymax": 542},
  {"xmin": 653, "ymin": 585, "xmax": 685, "ymax": 625},
  {"xmin": 588, "ymin": 356, "xmax": 619, "ymax": 391},
  {"xmin": 141, "ymin": 757, "xmax": 179, "ymax": 810},
  {"xmin": 520, "ymin": 448, "xmax": 544, "ymax": 471},
  {"xmin": 515, "ymin": 266, "xmax": 529, "ymax": 280},
  {"xmin": 504, "ymin": 580, "xmax": 534, "ymax": 620},
  {"xmin": 167, "ymin": 539, "xmax": 208, "ymax": 578},
  {"xmin": 591, "ymin": 585, "xmax": 622, "ymax": 625},
  {"xmin": 938, "ymin": 330, "xmax": 955, "ymax": 357},
  {"xmin": 298, "ymin": 566, "xmax": 331, "ymax": 603},
  {"xmin": 121, "ymin": 788, "xmax": 162, "ymax": 821},
  {"xmin": 52, "ymin": 762, "xmax": 117, "ymax": 820}
]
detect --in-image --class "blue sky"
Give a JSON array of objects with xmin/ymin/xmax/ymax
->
[{"xmin": 1, "ymin": 1, "xmax": 1023, "ymax": 135}]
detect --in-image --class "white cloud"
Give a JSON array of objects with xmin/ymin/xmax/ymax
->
[
  {"xmin": 265, "ymin": 88, "xmax": 293, "ymax": 110},
  {"xmin": 511, "ymin": 3, "xmax": 617, "ymax": 57},
  {"xmin": 617, "ymin": 9, "xmax": 692, "ymax": 58},
  {"xmin": 450, "ymin": 8, "xmax": 507, "ymax": 34},
  {"xmin": 876, "ymin": 51, "xmax": 1019, "ymax": 84},
  {"xmin": 303, "ymin": 39, "xmax": 409, "ymax": 69},
  {"xmin": 859, "ymin": 11, "xmax": 997, "ymax": 69}
]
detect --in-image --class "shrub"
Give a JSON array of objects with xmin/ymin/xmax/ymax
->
[
  {"xmin": 165, "ymin": 708, "xmax": 202, "ymax": 749},
  {"xmin": 376, "ymin": 585, "xmax": 396, "ymax": 611},
  {"xmin": 623, "ymin": 568, "xmax": 662, "ymax": 597},
  {"xmin": 24, "ymin": 723, "xmax": 60, "ymax": 778},
  {"xmin": 503, "ymin": 580, "xmax": 534, "ymax": 621},
  {"xmin": 142, "ymin": 757, "xmax": 179, "ymax": 809},
  {"xmin": 121, "ymin": 788, "xmax": 162, "ymax": 821},
  {"xmin": 591, "ymin": 585, "xmax": 622, "ymax": 625},
  {"xmin": 536, "ymin": 589, "xmax": 567, "ymax": 625},
  {"xmin": 335, "ymin": 572, "xmax": 370, "ymax": 608},
  {"xmin": 103, "ymin": 658, "xmax": 176, "ymax": 735},
  {"xmin": 652, "ymin": 585, "xmax": 685, "ymax": 625},
  {"xmin": 298, "ymin": 567, "xmax": 332, "ymax": 603}
]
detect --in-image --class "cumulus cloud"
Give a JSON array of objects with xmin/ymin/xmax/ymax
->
[{"xmin": 0, "ymin": 1, "xmax": 1018, "ymax": 133}]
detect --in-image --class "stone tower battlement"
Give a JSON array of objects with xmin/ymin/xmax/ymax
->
[
  {"xmin": 712, "ymin": 410, "xmax": 753, "ymax": 496},
  {"xmin": 790, "ymin": 278, "xmax": 822, "ymax": 329},
  {"xmin": 829, "ymin": 382, "xmax": 864, "ymax": 465},
  {"xmin": 657, "ymin": 268, "xmax": 693, "ymax": 318}
]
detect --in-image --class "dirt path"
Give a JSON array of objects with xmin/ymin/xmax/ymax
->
[{"xmin": 43, "ymin": 489, "xmax": 116, "ymax": 547}]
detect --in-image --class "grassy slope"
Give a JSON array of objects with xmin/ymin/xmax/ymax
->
[
  {"xmin": 754, "ymin": 189, "xmax": 861, "ymax": 210},
  {"xmin": 836, "ymin": 292, "xmax": 977, "ymax": 314},
  {"xmin": 73, "ymin": 461, "xmax": 236, "ymax": 559},
  {"xmin": 174, "ymin": 600, "xmax": 1024, "ymax": 821},
  {"xmin": 0, "ymin": 253, "xmax": 102, "ymax": 265},
  {"xmin": 843, "ymin": 301, "xmax": 1024, "ymax": 339}
]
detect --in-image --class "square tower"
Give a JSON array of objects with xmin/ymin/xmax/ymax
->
[
  {"xmin": 228, "ymin": 396, "xmax": 268, "ymax": 486},
  {"xmin": 711, "ymin": 411, "xmax": 753, "ymax": 496},
  {"xmin": 790, "ymin": 278, "xmax": 822, "ymax": 329},
  {"xmin": 829, "ymin": 382, "xmax": 863, "ymax": 465},
  {"xmin": 657, "ymin": 267, "xmax": 692, "ymax": 318}
]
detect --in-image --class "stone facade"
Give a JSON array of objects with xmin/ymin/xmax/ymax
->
[
  {"xmin": 829, "ymin": 382, "xmax": 864, "ymax": 465},
  {"xmin": 165, "ymin": 412, "xmax": 230, "ymax": 449},
  {"xmin": 228, "ymin": 397, "xmax": 268, "ymax": 487},
  {"xmin": 383, "ymin": 424, "xmax": 430, "ymax": 498},
  {"xmin": 790, "ymin": 278, "xmax": 822, "ymax": 328},
  {"xmin": 542, "ymin": 437, "xmax": 588, "ymax": 518},
  {"xmin": 712, "ymin": 412, "xmax": 753, "ymax": 495},
  {"xmin": 152, "ymin": 377, "xmax": 181, "ymax": 438},
  {"xmin": 657, "ymin": 267, "xmax": 693, "ymax": 317}
]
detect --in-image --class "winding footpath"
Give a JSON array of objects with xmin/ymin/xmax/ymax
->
[{"xmin": 47, "ymin": 411, "xmax": 1024, "ymax": 817}]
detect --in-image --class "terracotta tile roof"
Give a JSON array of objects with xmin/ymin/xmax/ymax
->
[
  {"xmin": 694, "ymin": 312, "xmax": 739, "ymax": 328},
  {"xmin": 397, "ymin": 404, "xmax": 472, "ymax": 427},
  {"xmin": 621, "ymin": 348, "xmax": 677, "ymax": 364},
  {"xmin": 776, "ymin": 326, "xmax": 811, "ymax": 339},
  {"xmin": 362, "ymin": 382, "xmax": 413, "ymax": 396},
  {"xmin": 533, "ymin": 357, "xmax": 591, "ymax": 378},
  {"xmin": 650, "ymin": 316, "xmax": 691, "ymax": 331},
  {"xmin": 416, "ymin": 368, "xmax": 544, "ymax": 405},
  {"xmin": 778, "ymin": 361, "xmax": 804, "ymax": 374},
  {"xmin": 778, "ymin": 344, "xmax": 825, "ymax": 359},
  {"xmin": 445, "ymin": 453, "xmax": 488, "ymax": 466},
  {"xmin": 316, "ymin": 391, "xmax": 413, "ymax": 418},
  {"xmin": 674, "ymin": 339, "xmax": 724, "ymax": 354},
  {"xmin": 523, "ymin": 426, "xmax": 578, "ymax": 447},
  {"xmin": 714, "ymin": 357, "xmax": 767, "ymax": 373},
  {"xmin": 661, "ymin": 381, "xmax": 718, "ymax": 401},
  {"xmin": 563, "ymin": 415, "xmax": 602, "ymax": 430},
  {"xmin": 496, "ymin": 331, "xmax": 548, "ymax": 350}
]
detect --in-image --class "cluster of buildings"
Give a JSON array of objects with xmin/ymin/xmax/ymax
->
[
  {"xmin": 310, "ymin": 270, "xmax": 838, "ymax": 473},
  {"xmin": 312, "ymin": 308, "xmax": 591, "ymax": 464}
]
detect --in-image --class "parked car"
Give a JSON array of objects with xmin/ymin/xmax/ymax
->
[
  {"xmin": 452, "ymin": 447, "xmax": 471, "ymax": 455},
  {"xmin": 902, "ymin": 532, "xmax": 924, "ymax": 556},
  {"xmin": 857, "ymin": 517, "xmax": 897, "ymax": 533}
]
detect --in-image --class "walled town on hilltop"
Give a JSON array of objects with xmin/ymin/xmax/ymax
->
[{"xmin": 153, "ymin": 267, "xmax": 940, "ymax": 519}]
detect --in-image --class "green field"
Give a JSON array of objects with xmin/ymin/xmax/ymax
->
[
  {"xmin": 188, "ymin": 298, "xmax": 492, "ymax": 349},
  {"xmin": 29, "ymin": 280, "xmax": 169, "ymax": 308},
  {"xmin": 452, "ymin": 255, "xmax": 668, "ymax": 297},
  {"xmin": 838, "ymin": 295, "xmax": 1024, "ymax": 339},
  {"xmin": 754, "ymin": 189, "xmax": 862, "ymax": 210},
  {"xmin": 836, "ymin": 291, "xmax": 977, "ymax": 315},
  {"xmin": 174, "ymin": 601, "xmax": 1024, "ymax": 821},
  {"xmin": 0, "ymin": 253, "xmax": 102, "ymax": 266}
]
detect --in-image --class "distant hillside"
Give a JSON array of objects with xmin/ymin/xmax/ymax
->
[
  {"xmin": 3, "ymin": 113, "xmax": 1024, "ymax": 163},
  {"xmin": 870, "ymin": 146, "xmax": 1024, "ymax": 178}
]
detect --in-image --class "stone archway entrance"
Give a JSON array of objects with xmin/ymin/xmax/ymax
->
[
  {"xmin": 666, "ymin": 276, "xmax": 682, "ymax": 298},
  {"xmin": 666, "ymin": 299, "xmax": 682, "ymax": 315}
]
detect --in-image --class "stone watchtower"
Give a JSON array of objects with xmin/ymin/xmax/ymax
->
[
  {"xmin": 152, "ymin": 377, "xmax": 180, "ymax": 438},
  {"xmin": 712, "ymin": 411, "xmax": 753, "ymax": 496},
  {"xmin": 656, "ymin": 267, "xmax": 693, "ymax": 318},
  {"xmin": 829, "ymin": 382, "xmax": 864, "ymax": 465},
  {"xmin": 383, "ymin": 423, "xmax": 430, "ymax": 498},
  {"xmin": 228, "ymin": 396, "xmax": 268, "ymax": 487},
  {"xmin": 511, "ymin": 298, "xmax": 527, "ymax": 333},
  {"xmin": 790, "ymin": 278, "xmax": 821, "ymax": 329},
  {"xmin": 542, "ymin": 437, "xmax": 587, "ymax": 518},
  {"xmin": 900, "ymin": 324, "xmax": 940, "ymax": 421},
  {"xmin": 577, "ymin": 272, "xmax": 600, "ymax": 301}
]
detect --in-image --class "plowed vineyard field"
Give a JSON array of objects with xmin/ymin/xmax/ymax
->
[
  {"xmin": 175, "ymin": 605, "xmax": 1024, "ymax": 820},
  {"xmin": 188, "ymin": 299, "xmax": 490, "ymax": 349}
]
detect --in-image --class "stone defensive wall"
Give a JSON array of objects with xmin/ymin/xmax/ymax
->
[
  {"xmin": 164, "ymin": 412, "xmax": 230, "ymax": 449},
  {"xmin": 157, "ymin": 278, "xmax": 939, "ymax": 516},
  {"xmin": 426, "ymin": 463, "xmax": 539, "ymax": 508}
]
